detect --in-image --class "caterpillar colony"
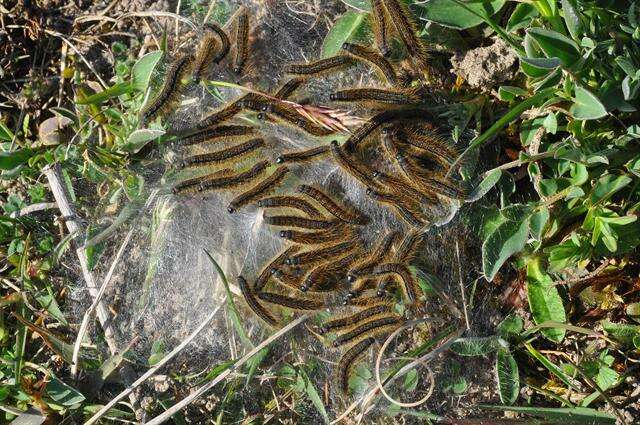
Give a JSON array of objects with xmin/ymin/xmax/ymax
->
[{"xmin": 141, "ymin": 2, "xmax": 469, "ymax": 397}]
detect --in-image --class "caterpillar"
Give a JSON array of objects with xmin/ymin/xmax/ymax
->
[
  {"xmin": 271, "ymin": 267, "xmax": 305, "ymax": 290},
  {"xmin": 274, "ymin": 77, "xmax": 304, "ymax": 100},
  {"xmin": 227, "ymin": 165, "xmax": 290, "ymax": 213},
  {"xmin": 263, "ymin": 214, "xmax": 337, "ymax": 230},
  {"xmin": 198, "ymin": 160, "xmax": 269, "ymax": 192},
  {"xmin": 347, "ymin": 231, "xmax": 399, "ymax": 281},
  {"xmin": 342, "ymin": 108, "xmax": 433, "ymax": 152},
  {"xmin": 285, "ymin": 55, "xmax": 355, "ymax": 77},
  {"xmin": 345, "ymin": 277, "xmax": 379, "ymax": 301},
  {"xmin": 276, "ymin": 145, "xmax": 330, "ymax": 164},
  {"xmin": 371, "ymin": 0, "xmax": 391, "ymax": 57},
  {"xmin": 330, "ymin": 87, "xmax": 419, "ymax": 105},
  {"xmin": 179, "ymin": 138, "xmax": 264, "ymax": 168},
  {"xmin": 177, "ymin": 125, "xmax": 255, "ymax": 146},
  {"xmin": 337, "ymin": 337, "xmax": 375, "ymax": 394},
  {"xmin": 371, "ymin": 170, "xmax": 438, "ymax": 205},
  {"xmin": 395, "ymin": 229, "xmax": 424, "ymax": 262},
  {"xmin": 279, "ymin": 227, "xmax": 350, "ymax": 245},
  {"xmin": 382, "ymin": 0, "xmax": 429, "ymax": 69},
  {"xmin": 258, "ymin": 196, "xmax": 324, "ymax": 218},
  {"xmin": 366, "ymin": 188, "xmax": 427, "ymax": 228},
  {"xmin": 398, "ymin": 128, "xmax": 460, "ymax": 169},
  {"xmin": 233, "ymin": 9, "xmax": 250, "ymax": 74},
  {"xmin": 319, "ymin": 302, "xmax": 392, "ymax": 334},
  {"xmin": 204, "ymin": 22, "xmax": 231, "ymax": 63},
  {"xmin": 341, "ymin": 43, "xmax": 397, "ymax": 84},
  {"xmin": 300, "ymin": 250, "xmax": 362, "ymax": 292},
  {"xmin": 140, "ymin": 54, "xmax": 193, "ymax": 125},
  {"xmin": 329, "ymin": 141, "xmax": 379, "ymax": 190},
  {"xmin": 196, "ymin": 98, "xmax": 244, "ymax": 130},
  {"xmin": 333, "ymin": 314, "xmax": 402, "ymax": 347},
  {"xmin": 371, "ymin": 262, "xmax": 419, "ymax": 303},
  {"xmin": 257, "ymin": 291, "xmax": 324, "ymax": 310},
  {"xmin": 172, "ymin": 168, "xmax": 233, "ymax": 195},
  {"xmin": 192, "ymin": 32, "xmax": 219, "ymax": 82},
  {"xmin": 254, "ymin": 246, "xmax": 300, "ymax": 291},
  {"xmin": 297, "ymin": 184, "xmax": 368, "ymax": 225},
  {"xmin": 286, "ymin": 240, "xmax": 356, "ymax": 266},
  {"xmin": 238, "ymin": 276, "xmax": 278, "ymax": 326},
  {"xmin": 399, "ymin": 159, "xmax": 468, "ymax": 200}
]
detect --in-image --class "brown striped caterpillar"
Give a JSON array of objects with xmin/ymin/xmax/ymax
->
[
  {"xmin": 238, "ymin": 275, "xmax": 278, "ymax": 326},
  {"xmin": 320, "ymin": 302, "xmax": 392, "ymax": 334},
  {"xmin": 371, "ymin": 0, "xmax": 392, "ymax": 57},
  {"xmin": 254, "ymin": 246, "xmax": 300, "ymax": 291},
  {"xmin": 276, "ymin": 145, "xmax": 330, "ymax": 164},
  {"xmin": 192, "ymin": 32, "xmax": 219, "ymax": 82},
  {"xmin": 382, "ymin": 0, "xmax": 429, "ymax": 69},
  {"xmin": 337, "ymin": 337, "xmax": 375, "ymax": 394},
  {"xmin": 347, "ymin": 231, "xmax": 399, "ymax": 282},
  {"xmin": 177, "ymin": 125, "xmax": 255, "ymax": 146},
  {"xmin": 233, "ymin": 9, "xmax": 250, "ymax": 74},
  {"xmin": 140, "ymin": 54, "xmax": 193, "ymax": 125},
  {"xmin": 330, "ymin": 87, "xmax": 419, "ymax": 105},
  {"xmin": 371, "ymin": 262, "xmax": 419, "ymax": 303},
  {"xmin": 341, "ymin": 43, "xmax": 397, "ymax": 84},
  {"xmin": 274, "ymin": 77, "xmax": 304, "ymax": 100},
  {"xmin": 300, "ymin": 250, "xmax": 362, "ymax": 292},
  {"xmin": 263, "ymin": 214, "xmax": 337, "ymax": 230},
  {"xmin": 258, "ymin": 196, "xmax": 324, "ymax": 218},
  {"xmin": 198, "ymin": 160, "xmax": 269, "ymax": 192},
  {"xmin": 279, "ymin": 227, "xmax": 350, "ymax": 245},
  {"xmin": 257, "ymin": 291, "xmax": 324, "ymax": 310},
  {"xmin": 286, "ymin": 240, "xmax": 356, "ymax": 266},
  {"xmin": 297, "ymin": 184, "xmax": 368, "ymax": 225},
  {"xmin": 333, "ymin": 313, "xmax": 402, "ymax": 347},
  {"xmin": 204, "ymin": 22, "xmax": 230, "ymax": 63},
  {"xmin": 285, "ymin": 55, "xmax": 355, "ymax": 77},
  {"xmin": 227, "ymin": 166, "xmax": 290, "ymax": 213},
  {"xmin": 180, "ymin": 138, "xmax": 264, "ymax": 168}
]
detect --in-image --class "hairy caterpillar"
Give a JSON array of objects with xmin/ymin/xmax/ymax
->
[
  {"xmin": 233, "ymin": 9, "xmax": 250, "ymax": 74},
  {"xmin": 341, "ymin": 43, "xmax": 397, "ymax": 84},
  {"xmin": 140, "ymin": 54, "xmax": 193, "ymax": 125},
  {"xmin": 285, "ymin": 55, "xmax": 355, "ymax": 76},
  {"xmin": 348, "ymin": 231, "xmax": 399, "ymax": 281},
  {"xmin": 257, "ymin": 291, "xmax": 324, "ymax": 310},
  {"xmin": 238, "ymin": 276, "xmax": 278, "ymax": 326},
  {"xmin": 227, "ymin": 165, "xmax": 290, "ymax": 213},
  {"xmin": 329, "ymin": 141, "xmax": 379, "ymax": 189},
  {"xmin": 279, "ymin": 227, "xmax": 351, "ymax": 245},
  {"xmin": 204, "ymin": 22, "xmax": 230, "ymax": 63},
  {"xmin": 297, "ymin": 184, "xmax": 368, "ymax": 225},
  {"xmin": 172, "ymin": 168, "xmax": 232, "ymax": 195},
  {"xmin": 382, "ymin": 0, "xmax": 429, "ymax": 69},
  {"xmin": 333, "ymin": 314, "xmax": 402, "ymax": 347},
  {"xmin": 263, "ymin": 214, "xmax": 337, "ymax": 230},
  {"xmin": 254, "ymin": 246, "xmax": 300, "ymax": 291},
  {"xmin": 180, "ymin": 138, "xmax": 264, "ymax": 168},
  {"xmin": 276, "ymin": 145, "xmax": 330, "ymax": 164},
  {"xmin": 192, "ymin": 32, "xmax": 219, "ymax": 82},
  {"xmin": 397, "ymin": 128, "xmax": 460, "ymax": 169},
  {"xmin": 274, "ymin": 77, "xmax": 304, "ymax": 100},
  {"xmin": 376, "ymin": 230, "xmax": 423, "ymax": 296},
  {"xmin": 345, "ymin": 277, "xmax": 379, "ymax": 302},
  {"xmin": 372, "ymin": 262, "xmax": 419, "ymax": 303},
  {"xmin": 371, "ymin": 170, "xmax": 438, "ymax": 205},
  {"xmin": 300, "ymin": 250, "xmax": 362, "ymax": 292},
  {"xmin": 366, "ymin": 188, "xmax": 427, "ymax": 228},
  {"xmin": 177, "ymin": 125, "xmax": 255, "ymax": 146},
  {"xmin": 286, "ymin": 240, "xmax": 356, "ymax": 266},
  {"xmin": 398, "ymin": 156, "xmax": 468, "ymax": 200},
  {"xmin": 271, "ymin": 267, "xmax": 306, "ymax": 290},
  {"xmin": 320, "ymin": 302, "xmax": 392, "ymax": 334},
  {"xmin": 371, "ymin": 0, "xmax": 391, "ymax": 57},
  {"xmin": 337, "ymin": 337, "xmax": 375, "ymax": 394},
  {"xmin": 258, "ymin": 196, "xmax": 324, "ymax": 218},
  {"xmin": 196, "ymin": 98, "xmax": 244, "ymax": 130},
  {"xmin": 198, "ymin": 160, "xmax": 269, "ymax": 192},
  {"xmin": 330, "ymin": 87, "xmax": 419, "ymax": 105}
]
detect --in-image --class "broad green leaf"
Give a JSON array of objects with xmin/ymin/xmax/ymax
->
[
  {"xmin": 526, "ymin": 258, "xmax": 566, "ymax": 342},
  {"xmin": 530, "ymin": 207, "xmax": 550, "ymax": 241},
  {"xmin": 35, "ymin": 292, "xmax": 68, "ymax": 326},
  {"xmin": 506, "ymin": 3, "xmax": 538, "ymax": 33},
  {"xmin": 589, "ymin": 174, "xmax": 632, "ymax": 205},
  {"xmin": 0, "ymin": 121, "xmax": 15, "ymax": 141},
  {"xmin": 527, "ymin": 27, "xmax": 580, "ymax": 67},
  {"xmin": 321, "ymin": 11, "xmax": 367, "ymax": 58},
  {"xmin": 76, "ymin": 82, "xmax": 134, "ymax": 105},
  {"xmin": 420, "ymin": 0, "xmax": 507, "ymax": 30},
  {"xmin": 496, "ymin": 349, "xmax": 519, "ymax": 405},
  {"xmin": 132, "ymin": 51, "xmax": 164, "ymax": 91},
  {"xmin": 497, "ymin": 314, "xmax": 523, "ymax": 337},
  {"xmin": 120, "ymin": 128, "xmax": 165, "ymax": 153},
  {"xmin": 450, "ymin": 336, "xmax": 501, "ymax": 356},
  {"xmin": 0, "ymin": 149, "xmax": 33, "ymax": 170},
  {"xmin": 45, "ymin": 375, "xmax": 85, "ymax": 406},
  {"xmin": 498, "ymin": 86, "xmax": 528, "ymax": 102},
  {"xmin": 561, "ymin": 0, "xmax": 583, "ymax": 40},
  {"xmin": 478, "ymin": 405, "xmax": 616, "ymax": 423},
  {"xmin": 468, "ymin": 168, "xmax": 501, "ymax": 201},
  {"xmin": 520, "ymin": 56, "xmax": 562, "ymax": 70},
  {"xmin": 482, "ymin": 216, "xmax": 530, "ymax": 281},
  {"xmin": 570, "ymin": 86, "xmax": 607, "ymax": 120}
]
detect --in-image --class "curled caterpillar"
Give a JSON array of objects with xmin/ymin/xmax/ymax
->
[
  {"xmin": 337, "ymin": 337, "xmax": 375, "ymax": 394},
  {"xmin": 238, "ymin": 276, "xmax": 278, "ymax": 326},
  {"xmin": 204, "ymin": 22, "xmax": 230, "ymax": 63},
  {"xmin": 228, "ymin": 166, "xmax": 290, "ymax": 213},
  {"xmin": 300, "ymin": 250, "xmax": 362, "ymax": 292},
  {"xmin": 371, "ymin": 262, "xmax": 419, "ymax": 303}
]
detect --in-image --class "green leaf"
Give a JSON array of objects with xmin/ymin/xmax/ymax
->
[
  {"xmin": 520, "ymin": 56, "xmax": 562, "ymax": 70},
  {"xmin": 570, "ymin": 86, "xmax": 607, "ymax": 120},
  {"xmin": 0, "ymin": 121, "xmax": 15, "ymax": 141},
  {"xmin": 527, "ymin": 27, "xmax": 581, "ymax": 67},
  {"xmin": 561, "ymin": 0, "xmax": 583, "ymax": 40},
  {"xmin": 498, "ymin": 86, "xmax": 528, "ymax": 102},
  {"xmin": 0, "ymin": 149, "xmax": 33, "ymax": 170},
  {"xmin": 589, "ymin": 174, "xmax": 632, "ymax": 205},
  {"xmin": 506, "ymin": 3, "xmax": 538, "ymax": 33},
  {"xmin": 45, "ymin": 375, "xmax": 85, "ymax": 406},
  {"xmin": 76, "ymin": 82, "xmax": 134, "ymax": 105},
  {"xmin": 403, "ymin": 369, "xmax": 419, "ymax": 392},
  {"xmin": 419, "ymin": 0, "xmax": 507, "ymax": 30},
  {"xmin": 341, "ymin": 0, "xmax": 370, "ymax": 11},
  {"xmin": 321, "ymin": 11, "xmax": 367, "ymax": 58},
  {"xmin": 132, "ymin": 51, "xmax": 164, "ymax": 92},
  {"xmin": 525, "ymin": 344, "xmax": 580, "ymax": 390},
  {"xmin": 530, "ymin": 207, "xmax": 550, "ymax": 241},
  {"xmin": 298, "ymin": 368, "xmax": 330, "ymax": 424},
  {"xmin": 120, "ymin": 128, "xmax": 165, "ymax": 153},
  {"xmin": 497, "ymin": 314, "xmax": 523, "ymax": 337},
  {"xmin": 478, "ymin": 405, "xmax": 616, "ymax": 423},
  {"xmin": 35, "ymin": 292, "xmax": 68, "ymax": 326},
  {"xmin": 468, "ymin": 168, "xmax": 501, "ymax": 201},
  {"xmin": 496, "ymin": 349, "xmax": 519, "ymax": 405},
  {"xmin": 601, "ymin": 320, "xmax": 640, "ymax": 346},
  {"xmin": 482, "ymin": 216, "xmax": 530, "ymax": 282},
  {"xmin": 526, "ymin": 259, "xmax": 566, "ymax": 342}
]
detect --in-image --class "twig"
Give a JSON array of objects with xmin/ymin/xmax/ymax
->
[
  {"xmin": 455, "ymin": 239, "xmax": 470, "ymax": 330},
  {"xmin": 145, "ymin": 314, "xmax": 310, "ymax": 425},
  {"xmin": 84, "ymin": 303, "xmax": 224, "ymax": 425},
  {"xmin": 553, "ymin": 259, "xmax": 611, "ymax": 287}
]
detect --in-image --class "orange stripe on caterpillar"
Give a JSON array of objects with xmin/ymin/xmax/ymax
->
[
  {"xmin": 263, "ymin": 214, "xmax": 337, "ymax": 230},
  {"xmin": 300, "ymin": 250, "xmax": 362, "ymax": 292},
  {"xmin": 371, "ymin": 0, "xmax": 392, "ymax": 57},
  {"xmin": 204, "ymin": 22, "xmax": 230, "ymax": 63},
  {"xmin": 233, "ymin": 9, "xmax": 250, "ymax": 74},
  {"xmin": 238, "ymin": 275, "xmax": 278, "ymax": 326},
  {"xmin": 257, "ymin": 291, "xmax": 324, "ymax": 310},
  {"xmin": 254, "ymin": 246, "xmax": 300, "ymax": 292},
  {"xmin": 198, "ymin": 160, "xmax": 269, "ymax": 192},
  {"xmin": 227, "ymin": 165, "xmax": 290, "ymax": 213},
  {"xmin": 381, "ymin": 0, "xmax": 429, "ymax": 68},
  {"xmin": 337, "ymin": 337, "xmax": 375, "ymax": 394},
  {"xmin": 371, "ymin": 262, "xmax": 420, "ymax": 303},
  {"xmin": 330, "ymin": 87, "xmax": 419, "ymax": 104},
  {"xmin": 285, "ymin": 240, "xmax": 356, "ymax": 266},
  {"xmin": 274, "ymin": 77, "xmax": 304, "ymax": 100},
  {"xmin": 347, "ymin": 231, "xmax": 399, "ymax": 282},
  {"xmin": 258, "ymin": 196, "xmax": 324, "ymax": 218},
  {"xmin": 285, "ymin": 55, "xmax": 355, "ymax": 76},
  {"xmin": 276, "ymin": 145, "xmax": 330, "ymax": 164},
  {"xmin": 179, "ymin": 138, "xmax": 264, "ymax": 168},
  {"xmin": 297, "ymin": 184, "xmax": 368, "ymax": 225},
  {"xmin": 333, "ymin": 314, "xmax": 402, "ymax": 347},
  {"xmin": 140, "ymin": 54, "xmax": 193, "ymax": 125},
  {"xmin": 279, "ymin": 227, "xmax": 351, "ymax": 245},
  {"xmin": 319, "ymin": 302, "xmax": 392, "ymax": 334}
]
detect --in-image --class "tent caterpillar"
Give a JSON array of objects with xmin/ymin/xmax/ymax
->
[
  {"xmin": 238, "ymin": 275, "xmax": 278, "ymax": 326},
  {"xmin": 285, "ymin": 55, "xmax": 355, "ymax": 76},
  {"xmin": 180, "ymin": 138, "xmax": 264, "ymax": 168},
  {"xmin": 227, "ymin": 165, "xmax": 290, "ymax": 213},
  {"xmin": 233, "ymin": 9, "xmax": 250, "ymax": 74},
  {"xmin": 297, "ymin": 184, "xmax": 368, "ymax": 225},
  {"xmin": 341, "ymin": 43, "xmax": 397, "ymax": 84},
  {"xmin": 333, "ymin": 314, "xmax": 402, "ymax": 347},
  {"xmin": 337, "ymin": 337, "xmax": 375, "ymax": 394},
  {"xmin": 198, "ymin": 160, "xmax": 269, "ymax": 192},
  {"xmin": 276, "ymin": 145, "xmax": 330, "ymax": 164},
  {"xmin": 263, "ymin": 214, "xmax": 337, "ymax": 230},
  {"xmin": 258, "ymin": 196, "xmax": 324, "ymax": 218},
  {"xmin": 177, "ymin": 125, "xmax": 255, "ymax": 146},
  {"xmin": 320, "ymin": 302, "xmax": 392, "ymax": 334},
  {"xmin": 254, "ymin": 246, "xmax": 300, "ymax": 291},
  {"xmin": 140, "ymin": 54, "xmax": 193, "ymax": 125},
  {"xmin": 257, "ymin": 291, "xmax": 324, "ymax": 310}
]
